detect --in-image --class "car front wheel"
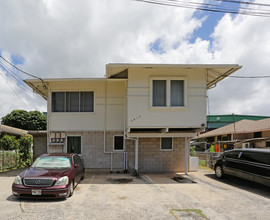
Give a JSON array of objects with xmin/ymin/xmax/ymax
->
[
  {"xmin": 215, "ymin": 165, "xmax": 224, "ymax": 178},
  {"xmin": 68, "ymin": 181, "xmax": 74, "ymax": 197}
]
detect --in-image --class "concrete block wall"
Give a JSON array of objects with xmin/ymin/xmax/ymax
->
[
  {"xmin": 132, "ymin": 137, "xmax": 185, "ymax": 172},
  {"xmin": 32, "ymin": 134, "xmax": 47, "ymax": 160},
  {"xmin": 62, "ymin": 131, "xmax": 186, "ymax": 172}
]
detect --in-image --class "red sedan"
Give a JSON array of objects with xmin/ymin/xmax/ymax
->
[{"xmin": 12, "ymin": 153, "xmax": 84, "ymax": 199}]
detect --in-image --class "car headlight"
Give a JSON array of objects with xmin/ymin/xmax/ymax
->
[
  {"xmin": 13, "ymin": 175, "xmax": 22, "ymax": 185},
  {"xmin": 55, "ymin": 176, "xmax": 69, "ymax": 186}
]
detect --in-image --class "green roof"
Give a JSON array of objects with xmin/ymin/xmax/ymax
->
[{"xmin": 207, "ymin": 114, "xmax": 270, "ymax": 129}]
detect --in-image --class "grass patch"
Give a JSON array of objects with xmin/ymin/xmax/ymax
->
[
  {"xmin": 170, "ymin": 209, "xmax": 209, "ymax": 220},
  {"xmin": 19, "ymin": 200, "xmax": 25, "ymax": 213}
]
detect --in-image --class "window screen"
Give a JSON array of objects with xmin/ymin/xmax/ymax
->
[
  {"xmin": 171, "ymin": 80, "xmax": 184, "ymax": 106},
  {"xmin": 80, "ymin": 92, "xmax": 94, "ymax": 112},
  {"xmin": 114, "ymin": 136, "xmax": 124, "ymax": 151},
  {"xmin": 66, "ymin": 92, "xmax": 79, "ymax": 112},
  {"xmin": 67, "ymin": 137, "xmax": 81, "ymax": 154},
  {"xmin": 161, "ymin": 138, "xmax": 172, "ymax": 150},
  {"xmin": 52, "ymin": 92, "xmax": 65, "ymax": 112},
  {"xmin": 52, "ymin": 92, "xmax": 94, "ymax": 112},
  {"xmin": 153, "ymin": 80, "xmax": 166, "ymax": 106}
]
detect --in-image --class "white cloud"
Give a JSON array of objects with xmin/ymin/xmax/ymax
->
[
  {"xmin": 0, "ymin": 0, "xmax": 270, "ymax": 118},
  {"xmin": 208, "ymin": 3, "xmax": 270, "ymax": 116}
]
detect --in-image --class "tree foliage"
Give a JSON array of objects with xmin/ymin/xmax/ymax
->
[
  {"xmin": 0, "ymin": 134, "xmax": 33, "ymax": 168},
  {"xmin": 1, "ymin": 110, "xmax": 47, "ymax": 130},
  {"xmin": 0, "ymin": 134, "xmax": 19, "ymax": 150},
  {"xmin": 17, "ymin": 135, "xmax": 33, "ymax": 167}
]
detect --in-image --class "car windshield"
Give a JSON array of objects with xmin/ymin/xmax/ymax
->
[{"xmin": 32, "ymin": 156, "xmax": 71, "ymax": 169}]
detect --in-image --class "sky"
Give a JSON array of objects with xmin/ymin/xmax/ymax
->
[{"xmin": 0, "ymin": 0, "xmax": 270, "ymax": 119}]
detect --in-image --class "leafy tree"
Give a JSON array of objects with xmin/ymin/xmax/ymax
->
[
  {"xmin": 1, "ymin": 110, "xmax": 47, "ymax": 130},
  {"xmin": 0, "ymin": 134, "xmax": 19, "ymax": 150},
  {"xmin": 17, "ymin": 135, "xmax": 33, "ymax": 167}
]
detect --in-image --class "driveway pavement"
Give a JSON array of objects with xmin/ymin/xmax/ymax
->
[{"xmin": 1, "ymin": 168, "xmax": 269, "ymax": 220}]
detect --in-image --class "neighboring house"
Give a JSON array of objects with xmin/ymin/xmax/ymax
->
[
  {"xmin": 0, "ymin": 124, "xmax": 28, "ymax": 137},
  {"xmin": 25, "ymin": 63, "xmax": 241, "ymax": 173},
  {"xmin": 194, "ymin": 118, "xmax": 270, "ymax": 152},
  {"xmin": 206, "ymin": 114, "xmax": 269, "ymax": 131}
]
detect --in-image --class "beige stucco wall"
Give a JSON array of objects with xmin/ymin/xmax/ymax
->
[
  {"xmin": 47, "ymin": 80, "xmax": 125, "ymax": 132},
  {"xmin": 127, "ymin": 67, "xmax": 207, "ymax": 128},
  {"xmin": 46, "ymin": 68, "xmax": 207, "ymax": 132}
]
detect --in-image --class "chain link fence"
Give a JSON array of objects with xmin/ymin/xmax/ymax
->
[
  {"xmin": 196, "ymin": 152, "xmax": 222, "ymax": 168},
  {"xmin": 0, "ymin": 150, "xmax": 18, "ymax": 172}
]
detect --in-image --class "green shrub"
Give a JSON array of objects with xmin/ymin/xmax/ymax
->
[
  {"xmin": 17, "ymin": 135, "xmax": 33, "ymax": 168},
  {"xmin": 190, "ymin": 146, "xmax": 196, "ymax": 157},
  {"xmin": 0, "ymin": 134, "xmax": 19, "ymax": 151}
]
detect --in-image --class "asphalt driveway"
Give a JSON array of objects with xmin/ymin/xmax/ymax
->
[{"xmin": 1, "ymin": 169, "xmax": 270, "ymax": 220}]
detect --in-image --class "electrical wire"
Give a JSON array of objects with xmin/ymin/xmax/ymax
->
[
  {"xmin": 134, "ymin": 0, "xmax": 270, "ymax": 17},
  {"xmin": 0, "ymin": 62, "xmax": 32, "ymax": 92},
  {"xmin": 0, "ymin": 55, "xmax": 46, "ymax": 84},
  {"xmin": 228, "ymin": 75, "xmax": 270, "ymax": 78},
  {"xmin": 215, "ymin": 0, "xmax": 270, "ymax": 8},
  {"xmin": 0, "ymin": 70, "xmax": 31, "ymax": 110}
]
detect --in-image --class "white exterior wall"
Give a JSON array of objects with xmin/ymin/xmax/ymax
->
[
  {"xmin": 127, "ymin": 68, "xmax": 207, "ymax": 128},
  {"xmin": 47, "ymin": 80, "xmax": 125, "ymax": 132}
]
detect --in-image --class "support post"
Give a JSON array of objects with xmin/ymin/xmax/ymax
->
[
  {"xmin": 185, "ymin": 137, "xmax": 189, "ymax": 175},
  {"xmin": 135, "ymin": 138, "xmax": 139, "ymax": 174}
]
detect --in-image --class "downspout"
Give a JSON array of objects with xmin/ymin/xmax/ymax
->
[
  {"xmin": 123, "ymin": 79, "xmax": 137, "ymax": 172},
  {"xmin": 103, "ymin": 80, "xmax": 113, "ymax": 173},
  {"xmin": 185, "ymin": 137, "xmax": 189, "ymax": 175}
]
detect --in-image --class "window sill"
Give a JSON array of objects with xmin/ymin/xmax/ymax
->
[
  {"xmin": 51, "ymin": 112, "xmax": 95, "ymax": 114},
  {"xmin": 150, "ymin": 106, "xmax": 187, "ymax": 111},
  {"xmin": 160, "ymin": 149, "xmax": 173, "ymax": 151}
]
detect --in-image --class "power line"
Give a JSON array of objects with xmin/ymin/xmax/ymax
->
[
  {"xmin": 134, "ymin": 0, "xmax": 270, "ymax": 17},
  {"xmin": 0, "ymin": 70, "xmax": 31, "ymax": 110},
  {"xmin": 0, "ymin": 55, "xmax": 45, "ymax": 83},
  {"xmin": 0, "ymin": 62, "xmax": 32, "ymax": 92},
  {"xmin": 215, "ymin": 0, "xmax": 270, "ymax": 8},
  {"xmin": 228, "ymin": 75, "xmax": 270, "ymax": 78}
]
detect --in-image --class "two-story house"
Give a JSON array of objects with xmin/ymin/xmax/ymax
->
[{"xmin": 25, "ymin": 64, "xmax": 241, "ymax": 173}]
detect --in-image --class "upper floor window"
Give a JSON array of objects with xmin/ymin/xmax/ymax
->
[
  {"xmin": 52, "ymin": 92, "xmax": 94, "ymax": 112},
  {"xmin": 151, "ymin": 78, "xmax": 186, "ymax": 108}
]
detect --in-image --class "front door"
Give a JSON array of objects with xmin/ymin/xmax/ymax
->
[{"xmin": 67, "ymin": 136, "xmax": 81, "ymax": 154}]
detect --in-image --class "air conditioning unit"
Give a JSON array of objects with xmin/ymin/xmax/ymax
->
[{"xmin": 242, "ymin": 143, "xmax": 250, "ymax": 148}]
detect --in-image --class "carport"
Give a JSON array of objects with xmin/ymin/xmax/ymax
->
[{"xmin": 126, "ymin": 131, "xmax": 197, "ymax": 174}]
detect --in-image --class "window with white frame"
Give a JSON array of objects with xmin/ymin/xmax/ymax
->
[
  {"xmin": 161, "ymin": 137, "xmax": 173, "ymax": 150},
  {"xmin": 52, "ymin": 92, "xmax": 94, "ymax": 112},
  {"xmin": 151, "ymin": 78, "xmax": 185, "ymax": 107},
  {"xmin": 114, "ymin": 136, "xmax": 124, "ymax": 151}
]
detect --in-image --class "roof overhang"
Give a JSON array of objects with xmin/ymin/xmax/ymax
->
[
  {"xmin": 106, "ymin": 63, "xmax": 242, "ymax": 89},
  {"xmin": 25, "ymin": 63, "xmax": 242, "ymax": 100},
  {"xmin": 24, "ymin": 77, "xmax": 122, "ymax": 100}
]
